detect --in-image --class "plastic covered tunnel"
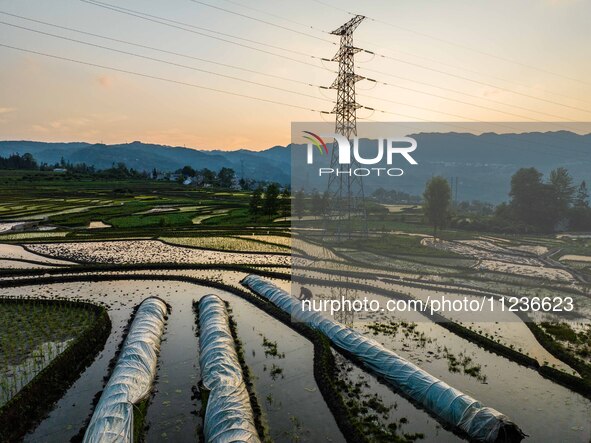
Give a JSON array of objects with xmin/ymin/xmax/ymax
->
[
  {"xmin": 199, "ymin": 294, "xmax": 261, "ymax": 443},
  {"xmin": 83, "ymin": 297, "xmax": 168, "ymax": 443},
  {"xmin": 241, "ymin": 275, "xmax": 525, "ymax": 443}
]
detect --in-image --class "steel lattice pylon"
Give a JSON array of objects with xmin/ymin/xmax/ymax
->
[
  {"xmin": 325, "ymin": 15, "xmax": 367, "ymax": 326},
  {"xmin": 326, "ymin": 15, "xmax": 368, "ymax": 242}
]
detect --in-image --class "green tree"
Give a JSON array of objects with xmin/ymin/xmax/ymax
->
[
  {"xmin": 423, "ymin": 176, "xmax": 451, "ymax": 237},
  {"xmin": 310, "ymin": 191, "xmax": 324, "ymax": 217},
  {"xmin": 508, "ymin": 168, "xmax": 546, "ymax": 229},
  {"xmin": 0, "ymin": 152, "xmax": 38, "ymax": 170},
  {"xmin": 217, "ymin": 167, "xmax": 236, "ymax": 188},
  {"xmin": 549, "ymin": 167, "xmax": 575, "ymax": 216},
  {"xmin": 570, "ymin": 181, "xmax": 591, "ymax": 230},
  {"xmin": 574, "ymin": 181, "xmax": 589, "ymax": 208},
  {"xmin": 280, "ymin": 188, "xmax": 291, "ymax": 220},
  {"xmin": 249, "ymin": 187, "xmax": 262, "ymax": 219},
  {"xmin": 263, "ymin": 183, "xmax": 280, "ymax": 220},
  {"xmin": 293, "ymin": 189, "xmax": 306, "ymax": 220},
  {"xmin": 200, "ymin": 168, "xmax": 216, "ymax": 185},
  {"xmin": 507, "ymin": 167, "xmax": 573, "ymax": 232},
  {"xmin": 181, "ymin": 165, "xmax": 196, "ymax": 177}
]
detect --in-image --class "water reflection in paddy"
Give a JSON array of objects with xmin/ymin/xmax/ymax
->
[
  {"xmin": 1, "ymin": 279, "xmax": 342, "ymax": 443},
  {"xmin": 3, "ymin": 271, "xmax": 590, "ymax": 442},
  {"xmin": 297, "ymin": 282, "xmax": 591, "ymax": 442}
]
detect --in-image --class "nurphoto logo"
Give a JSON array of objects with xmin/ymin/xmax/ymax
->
[{"xmin": 303, "ymin": 131, "xmax": 418, "ymax": 177}]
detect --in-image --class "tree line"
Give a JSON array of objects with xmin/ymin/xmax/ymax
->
[
  {"xmin": 248, "ymin": 183, "xmax": 290, "ymax": 220},
  {"xmin": 0, "ymin": 152, "xmax": 149, "ymax": 178},
  {"xmin": 0, "ymin": 153, "xmax": 38, "ymax": 170},
  {"xmin": 498, "ymin": 167, "xmax": 589, "ymax": 232},
  {"xmin": 171, "ymin": 165, "xmax": 237, "ymax": 188},
  {"xmin": 423, "ymin": 167, "xmax": 591, "ymax": 234}
]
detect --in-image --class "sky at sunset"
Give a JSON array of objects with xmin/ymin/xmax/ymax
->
[{"xmin": 1, "ymin": 0, "xmax": 590, "ymax": 150}]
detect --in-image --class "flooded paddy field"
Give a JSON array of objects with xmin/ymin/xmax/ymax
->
[
  {"xmin": 25, "ymin": 240, "xmax": 290, "ymax": 266},
  {"xmin": 270, "ymin": 280, "xmax": 591, "ymax": 442},
  {"xmin": 2, "ymin": 267, "xmax": 588, "ymax": 441},
  {"xmin": 0, "ymin": 278, "xmax": 340, "ymax": 442},
  {"xmin": 0, "ymin": 299, "xmax": 98, "ymax": 407},
  {"xmin": 332, "ymin": 351, "xmax": 460, "ymax": 443},
  {"xmin": 290, "ymin": 264, "xmax": 590, "ymax": 360},
  {"xmin": 0, "ymin": 223, "xmax": 590, "ymax": 442},
  {"xmin": 160, "ymin": 236, "xmax": 289, "ymax": 253},
  {"xmin": 0, "ymin": 259, "xmax": 53, "ymax": 269},
  {"xmin": 0, "ymin": 243, "xmax": 76, "ymax": 266}
]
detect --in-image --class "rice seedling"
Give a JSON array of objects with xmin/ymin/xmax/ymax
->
[
  {"xmin": 26, "ymin": 240, "xmax": 290, "ymax": 266},
  {"xmin": 235, "ymin": 235, "xmax": 292, "ymax": 248},
  {"xmin": 161, "ymin": 236, "xmax": 289, "ymax": 253},
  {"xmin": 0, "ymin": 231, "xmax": 69, "ymax": 241},
  {"xmin": 0, "ymin": 299, "xmax": 98, "ymax": 406}
]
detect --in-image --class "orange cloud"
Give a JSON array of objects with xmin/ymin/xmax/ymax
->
[{"xmin": 97, "ymin": 75, "xmax": 113, "ymax": 88}]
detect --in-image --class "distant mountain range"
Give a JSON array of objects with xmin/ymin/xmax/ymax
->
[{"xmin": 2, "ymin": 131, "xmax": 590, "ymax": 203}]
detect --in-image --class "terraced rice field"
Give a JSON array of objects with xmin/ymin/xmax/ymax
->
[
  {"xmin": 25, "ymin": 240, "xmax": 290, "ymax": 266},
  {"xmin": 0, "ymin": 185, "xmax": 590, "ymax": 442},
  {"xmin": 160, "ymin": 236, "xmax": 289, "ymax": 253}
]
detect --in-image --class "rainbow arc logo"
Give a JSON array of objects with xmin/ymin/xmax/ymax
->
[{"xmin": 302, "ymin": 131, "xmax": 329, "ymax": 155}]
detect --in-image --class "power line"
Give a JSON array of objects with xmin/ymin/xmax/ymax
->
[
  {"xmin": 2, "ymin": 8, "xmax": 588, "ymax": 157},
  {"xmin": 182, "ymin": 0, "xmax": 591, "ymax": 118},
  {"xmin": 4, "ymin": 9, "xmax": 580, "ymax": 126},
  {"xmin": 357, "ymin": 66, "xmax": 591, "ymax": 122},
  {"xmin": 219, "ymin": 0, "xmax": 590, "ymax": 106},
  {"xmin": 360, "ymin": 94, "xmax": 509, "ymax": 123},
  {"xmin": 0, "ymin": 43, "xmax": 332, "ymax": 114},
  {"xmin": 2, "ymin": 42, "xmax": 587, "ymax": 159},
  {"xmin": 359, "ymin": 99, "xmax": 591, "ymax": 155},
  {"xmin": 359, "ymin": 75, "xmax": 578, "ymax": 123},
  {"xmin": 202, "ymin": 0, "xmax": 591, "ymax": 109},
  {"xmin": 0, "ymin": 20, "xmax": 334, "ymax": 104},
  {"xmin": 355, "ymin": 39, "xmax": 589, "ymax": 106},
  {"xmin": 355, "ymin": 64, "xmax": 591, "ymax": 124},
  {"xmin": 0, "ymin": 13, "xmax": 451, "ymax": 125},
  {"xmin": 360, "ymin": 84, "xmax": 552, "ymax": 123},
  {"xmin": 188, "ymin": 0, "xmax": 335, "ymax": 44},
  {"xmin": 1, "ymin": 9, "xmax": 562, "ymax": 126},
  {"xmin": 357, "ymin": 52, "xmax": 591, "ymax": 116},
  {"xmin": 4, "ymin": 10, "xmax": 586, "ymax": 148},
  {"xmin": 359, "ymin": 73, "xmax": 588, "ymax": 123},
  {"xmin": 364, "ymin": 16, "xmax": 591, "ymax": 88},
  {"xmin": 7, "ymin": 12, "xmax": 585, "ymax": 148},
  {"xmin": 79, "ymin": 0, "xmax": 334, "ymax": 72},
  {"xmin": 217, "ymin": 0, "xmax": 331, "ymax": 35},
  {"xmin": 0, "ymin": 11, "xmax": 325, "ymax": 90},
  {"xmin": 308, "ymin": 0, "xmax": 591, "ymax": 87}
]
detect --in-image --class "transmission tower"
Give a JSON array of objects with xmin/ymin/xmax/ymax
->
[
  {"xmin": 325, "ymin": 15, "xmax": 367, "ymax": 326},
  {"xmin": 326, "ymin": 15, "xmax": 368, "ymax": 241}
]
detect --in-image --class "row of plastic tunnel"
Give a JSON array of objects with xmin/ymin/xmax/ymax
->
[
  {"xmin": 82, "ymin": 275, "xmax": 526, "ymax": 443},
  {"xmin": 82, "ymin": 295, "xmax": 259, "ymax": 443}
]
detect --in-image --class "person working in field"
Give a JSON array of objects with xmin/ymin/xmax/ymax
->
[{"xmin": 298, "ymin": 286, "xmax": 313, "ymax": 301}]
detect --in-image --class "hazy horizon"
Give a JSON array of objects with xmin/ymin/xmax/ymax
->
[
  {"xmin": 3, "ymin": 124, "xmax": 591, "ymax": 153},
  {"xmin": 2, "ymin": 0, "xmax": 591, "ymax": 150}
]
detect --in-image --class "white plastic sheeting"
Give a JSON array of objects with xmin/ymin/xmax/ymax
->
[
  {"xmin": 199, "ymin": 295, "xmax": 260, "ymax": 443},
  {"xmin": 83, "ymin": 297, "xmax": 168, "ymax": 443},
  {"xmin": 241, "ymin": 275, "xmax": 525, "ymax": 443}
]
